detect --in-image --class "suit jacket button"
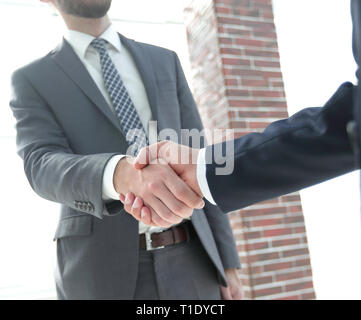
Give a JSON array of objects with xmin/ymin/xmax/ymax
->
[{"xmin": 88, "ymin": 204, "xmax": 94, "ymax": 212}]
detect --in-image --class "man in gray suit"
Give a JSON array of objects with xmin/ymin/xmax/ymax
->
[{"xmin": 9, "ymin": 0, "xmax": 242, "ymax": 300}]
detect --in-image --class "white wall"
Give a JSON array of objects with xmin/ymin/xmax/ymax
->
[{"xmin": 273, "ymin": 0, "xmax": 361, "ymax": 299}]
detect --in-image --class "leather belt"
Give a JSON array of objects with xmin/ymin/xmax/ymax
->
[{"xmin": 139, "ymin": 221, "xmax": 196, "ymax": 251}]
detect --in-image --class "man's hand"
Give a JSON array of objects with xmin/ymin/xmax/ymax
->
[
  {"xmin": 119, "ymin": 141, "xmax": 203, "ymax": 224},
  {"xmin": 114, "ymin": 156, "xmax": 204, "ymax": 228},
  {"xmin": 135, "ymin": 141, "xmax": 201, "ymax": 196},
  {"xmin": 220, "ymin": 269, "xmax": 243, "ymax": 300}
]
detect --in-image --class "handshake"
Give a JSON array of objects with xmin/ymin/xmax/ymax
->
[{"xmin": 115, "ymin": 141, "xmax": 203, "ymax": 228}]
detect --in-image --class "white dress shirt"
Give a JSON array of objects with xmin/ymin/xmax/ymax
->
[
  {"xmin": 197, "ymin": 148, "xmax": 217, "ymax": 205},
  {"xmin": 64, "ymin": 25, "xmax": 217, "ymax": 234}
]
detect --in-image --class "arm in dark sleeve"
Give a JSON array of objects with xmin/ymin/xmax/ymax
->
[
  {"xmin": 206, "ymin": 82, "xmax": 358, "ymax": 213},
  {"xmin": 10, "ymin": 68, "xmax": 121, "ymax": 219},
  {"xmin": 174, "ymin": 52, "xmax": 240, "ymax": 269}
]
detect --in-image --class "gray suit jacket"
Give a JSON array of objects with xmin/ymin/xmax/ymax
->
[{"xmin": 9, "ymin": 33, "xmax": 240, "ymax": 299}]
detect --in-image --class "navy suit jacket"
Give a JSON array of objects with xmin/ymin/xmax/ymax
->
[{"xmin": 206, "ymin": 0, "xmax": 361, "ymax": 213}]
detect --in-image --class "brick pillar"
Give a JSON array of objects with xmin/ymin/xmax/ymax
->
[{"xmin": 184, "ymin": 0, "xmax": 316, "ymax": 300}]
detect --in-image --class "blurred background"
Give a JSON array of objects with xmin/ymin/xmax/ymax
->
[{"xmin": 0, "ymin": 0, "xmax": 360, "ymax": 299}]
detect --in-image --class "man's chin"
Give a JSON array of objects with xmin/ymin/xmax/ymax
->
[{"xmin": 56, "ymin": 0, "xmax": 112, "ymax": 19}]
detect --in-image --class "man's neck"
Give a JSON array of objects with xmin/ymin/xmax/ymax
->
[{"xmin": 62, "ymin": 14, "xmax": 112, "ymax": 37}]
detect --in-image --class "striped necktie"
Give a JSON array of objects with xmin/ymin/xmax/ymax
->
[{"xmin": 91, "ymin": 38, "xmax": 148, "ymax": 155}]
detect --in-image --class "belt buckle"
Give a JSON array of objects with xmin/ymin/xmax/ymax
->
[{"xmin": 145, "ymin": 232, "xmax": 165, "ymax": 251}]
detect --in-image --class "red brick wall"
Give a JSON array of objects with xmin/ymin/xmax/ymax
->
[{"xmin": 184, "ymin": 0, "xmax": 316, "ymax": 300}]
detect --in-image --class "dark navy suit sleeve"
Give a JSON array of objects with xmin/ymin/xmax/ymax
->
[
  {"xmin": 205, "ymin": 2, "xmax": 361, "ymax": 213},
  {"xmin": 206, "ymin": 82, "xmax": 357, "ymax": 213}
]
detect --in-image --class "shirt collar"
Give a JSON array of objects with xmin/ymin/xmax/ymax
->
[{"xmin": 64, "ymin": 24, "xmax": 121, "ymax": 59}]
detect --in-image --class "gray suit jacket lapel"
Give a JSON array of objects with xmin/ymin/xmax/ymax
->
[
  {"xmin": 51, "ymin": 39, "xmax": 124, "ymax": 135},
  {"xmin": 52, "ymin": 36, "xmax": 161, "ymax": 137}
]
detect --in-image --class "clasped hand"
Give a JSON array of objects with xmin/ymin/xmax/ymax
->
[{"xmin": 115, "ymin": 141, "xmax": 201, "ymax": 227}]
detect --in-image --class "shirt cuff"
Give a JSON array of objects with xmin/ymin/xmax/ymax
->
[
  {"xmin": 196, "ymin": 148, "xmax": 217, "ymax": 205},
  {"xmin": 102, "ymin": 155, "xmax": 127, "ymax": 201}
]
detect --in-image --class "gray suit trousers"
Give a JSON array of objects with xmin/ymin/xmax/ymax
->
[{"xmin": 133, "ymin": 237, "xmax": 222, "ymax": 300}]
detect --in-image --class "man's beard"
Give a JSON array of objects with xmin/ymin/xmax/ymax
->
[{"xmin": 56, "ymin": 0, "xmax": 112, "ymax": 19}]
